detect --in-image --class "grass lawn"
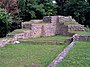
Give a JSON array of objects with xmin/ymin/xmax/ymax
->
[
  {"xmin": 8, "ymin": 28, "xmax": 31, "ymax": 34},
  {"xmin": 22, "ymin": 21, "xmax": 48, "ymax": 24},
  {"xmin": 70, "ymin": 30, "xmax": 90, "ymax": 35},
  {"xmin": 21, "ymin": 35, "xmax": 70, "ymax": 42},
  {"xmin": 64, "ymin": 21, "xmax": 79, "ymax": 25},
  {"xmin": 70, "ymin": 28, "xmax": 90, "ymax": 35},
  {"xmin": 0, "ymin": 42, "xmax": 67, "ymax": 67},
  {"xmin": 56, "ymin": 41, "xmax": 90, "ymax": 67},
  {"xmin": 0, "ymin": 37, "xmax": 9, "ymax": 40}
]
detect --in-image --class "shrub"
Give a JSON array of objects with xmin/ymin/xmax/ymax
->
[
  {"xmin": 17, "ymin": 0, "xmax": 57, "ymax": 21},
  {"xmin": 0, "ymin": 8, "xmax": 12, "ymax": 37}
]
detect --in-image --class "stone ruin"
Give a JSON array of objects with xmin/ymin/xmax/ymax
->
[
  {"xmin": 0, "ymin": 16, "xmax": 89, "ymax": 47},
  {"xmin": 22, "ymin": 16, "xmax": 85, "ymax": 37},
  {"xmin": 22, "ymin": 16, "xmax": 69, "ymax": 37}
]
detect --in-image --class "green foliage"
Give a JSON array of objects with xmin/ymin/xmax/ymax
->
[
  {"xmin": 0, "ymin": 8, "xmax": 12, "ymax": 37},
  {"xmin": 62, "ymin": 0, "xmax": 90, "ymax": 24},
  {"xmin": 55, "ymin": 0, "xmax": 90, "ymax": 26},
  {"xmin": 43, "ymin": 2, "xmax": 57, "ymax": 16},
  {"xmin": 17, "ymin": 0, "xmax": 57, "ymax": 21},
  {"xmin": 17, "ymin": 0, "xmax": 44, "ymax": 20}
]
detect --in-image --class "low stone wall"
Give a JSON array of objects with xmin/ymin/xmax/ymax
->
[
  {"xmin": 78, "ymin": 36, "xmax": 90, "ymax": 41},
  {"xmin": 31, "ymin": 23, "xmax": 56, "ymax": 37},
  {"xmin": 0, "ymin": 38, "xmax": 11, "ymax": 47},
  {"xmin": 22, "ymin": 24, "xmax": 32, "ymax": 29},
  {"xmin": 68, "ymin": 25, "xmax": 85, "ymax": 31},
  {"xmin": 0, "ymin": 16, "xmax": 88, "ymax": 47},
  {"xmin": 48, "ymin": 42, "xmax": 75, "ymax": 67},
  {"xmin": 22, "ymin": 16, "xmax": 85, "ymax": 36},
  {"xmin": 73, "ymin": 34, "xmax": 90, "ymax": 41},
  {"xmin": 19, "ymin": 40, "xmax": 64, "ymax": 45},
  {"xmin": 58, "ymin": 16, "xmax": 73, "ymax": 23},
  {"xmin": 43, "ymin": 16, "xmax": 51, "ymax": 23}
]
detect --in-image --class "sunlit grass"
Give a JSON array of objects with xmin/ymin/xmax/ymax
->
[
  {"xmin": 56, "ymin": 41, "xmax": 90, "ymax": 67},
  {"xmin": 22, "ymin": 21, "xmax": 48, "ymax": 24},
  {"xmin": 8, "ymin": 28, "xmax": 31, "ymax": 34},
  {"xmin": 0, "ymin": 42, "xmax": 67, "ymax": 67},
  {"xmin": 21, "ymin": 35, "xmax": 70, "ymax": 42},
  {"xmin": 70, "ymin": 30, "xmax": 90, "ymax": 35}
]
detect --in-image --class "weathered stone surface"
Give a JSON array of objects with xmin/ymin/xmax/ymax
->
[
  {"xmin": 22, "ymin": 24, "xmax": 32, "ymax": 29},
  {"xmin": 68, "ymin": 25, "xmax": 85, "ymax": 31},
  {"xmin": 58, "ymin": 16, "xmax": 74, "ymax": 22},
  {"xmin": 43, "ymin": 16, "xmax": 51, "ymax": 23},
  {"xmin": 0, "ymin": 38, "xmax": 11, "ymax": 47},
  {"xmin": 73, "ymin": 34, "xmax": 90, "ymax": 41},
  {"xmin": 0, "ymin": 16, "xmax": 87, "ymax": 47},
  {"xmin": 22, "ymin": 16, "xmax": 84, "ymax": 36}
]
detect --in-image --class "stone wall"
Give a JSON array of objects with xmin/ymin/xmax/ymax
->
[
  {"xmin": 0, "ymin": 16, "xmax": 87, "ymax": 47},
  {"xmin": 31, "ymin": 23, "xmax": 56, "ymax": 37},
  {"xmin": 78, "ymin": 36, "xmax": 90, "ymax": 41},
  {"xmin": 68, "ymin": 25, "xmax": 85, "ymax": 31},
  {"xmin": 55, "ymin": 22, "xmax": 68, "ymax": 35},
  {"xmin": 0, "ymin": 38, "xmax": 12, "ymax": 47},
  {"xmin": 58, "ymin": 16, "xmax": 76, "ymax": 22},
  {"xmin": 22, "ymin": 24, "xmax": 32, "ymax": 29},
  {"xmin": 73, "ymin": 35, "xmax": 90, "ymax": 41},
  {"xmin": 22, "ymin": 16, "xmax": 73, "ymax": 36},
  {"xmin": 43, "ymin": 16, "xmax": 51, "ymax": 23},
  {"xmin": 23, "ymin": 16, "xmax": 85, "ymax": 32},
  {"xmin": 31, "ymin": 24, "xmax": 42, "ymax": 37}
]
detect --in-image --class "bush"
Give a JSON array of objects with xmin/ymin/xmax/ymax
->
[
  {"xmin": 17, "ymin": 0, "xmax": 57, "ymax": 21},
  {"xmin": 0, "ymin": 8, "xmax": 12, "ymax": 37},
  {"xmin": 56, "ymin": 0, "xmax": 90, "ymax": 26}
]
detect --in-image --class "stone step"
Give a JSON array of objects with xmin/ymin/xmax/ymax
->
[{"xmin": 19, "ymin": 40, "xmax": 64, "ymax": 45}]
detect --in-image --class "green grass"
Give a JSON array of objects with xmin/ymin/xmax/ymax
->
[
  {"xmin": 21, "ymin": 35, "xmax": 70, "ymax": 42},
  {"xmin": 70, "ymin": 30, "xmax": 90, "ymax": 35},
  {"xmin": 56, "ymin": 41, "xmax": 90, "ymax": 67},
  {"xmin": 0, "ymin": 37, "xmax": 9, "ymax": 40},
  {"xmin": 8, "ymin": 28, "xmax": 31, "ymax": 34},
  {"xmin": 0, "ymin": 38, "xmax": 4, "ymax": 40},
  {"xmin": 22, "ymin": 21, "xmax": 48, "ymax": 24},
  {"xmin": 9, "ymin": 31, "xmax": 22, "ymax": 34},
  {"xmin": 0, "ymin": 42, "xmax": 67, "ymax": 67},
  {"xmin": 64, "ymin": 21, "xmax": 79, "ymax": 25}
]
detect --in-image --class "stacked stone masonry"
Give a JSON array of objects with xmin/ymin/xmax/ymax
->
[
  {"xmin": 73, "ymin": 35, "xmax": 90, "ymax": 41},
  {"xmin": 68, "ymin": 25, "xmax": 85, "ymax": 31},
  {"xmin": 23, "ymin": 16, "xmax": 70, "ymax": 37},
  {"xmin": 0, "ymin": 16, "xmax": 88, "ymax": 47}
]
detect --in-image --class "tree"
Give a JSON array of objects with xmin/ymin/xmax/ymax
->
[
  {"xmin": 55, "ymin": 0, "xmax": 66, "ymax": 15},
  {"xmin": 17, "ymin": 0, "xmax": 45, "ymax": 21},
  {"xmin": 62, "ymin": 0, "xmax": 90, "ymax": 25},
  {"xmin": 43, "ymin": 2, "xmax": 57, "ymax": 16},
  {"xmin": 0, "ymin": 8, "xmax": 12, "ymax": 37},
  {"xmin": 17, "ymin": 0, "xmax": 57, "ymax": 21},
  {"xmin": 0, "ymin": 0, "xmax": 19, "ymax": 16}
]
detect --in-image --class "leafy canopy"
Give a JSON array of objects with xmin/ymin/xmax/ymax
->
[
  {"xmin": 0, "ymin": 8, "xmax": 12, "ymax": 37},
  {"xmin": 17, "ymin": 0, "xmax": 57, "ymax": 21}
]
